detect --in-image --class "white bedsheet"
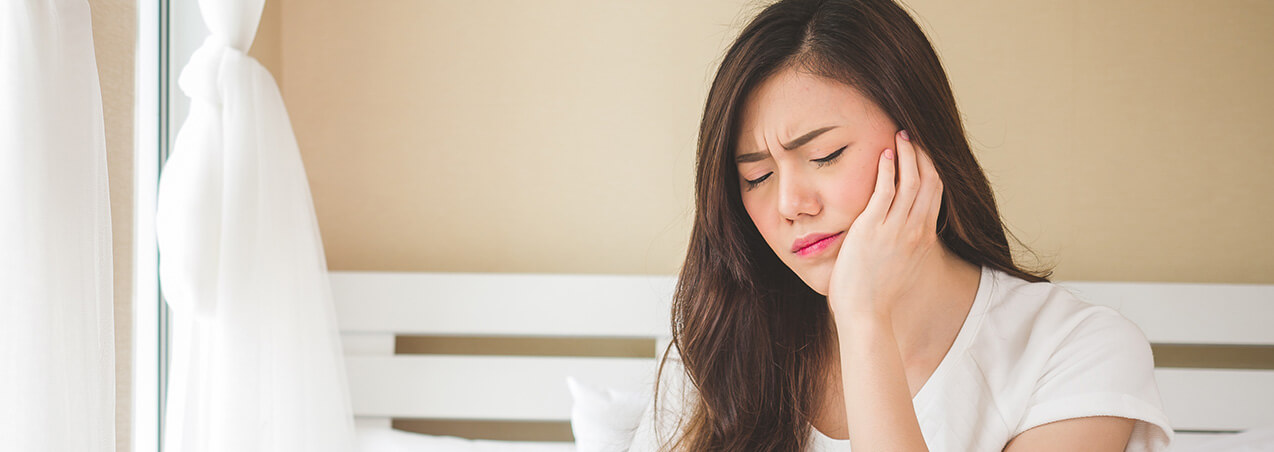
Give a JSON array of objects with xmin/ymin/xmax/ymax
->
[
  {"xmin": 356, "ymin": 423, "xmax": 577, "ymax": 452},
  {"xmin": 355, "ymin": 418, "xmax": 1274, "ymax": 451}
]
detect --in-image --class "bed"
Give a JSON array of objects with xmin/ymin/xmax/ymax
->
[{"xmin": 330, "ymin": 270, "xmax": 1274, "ymax": 451}]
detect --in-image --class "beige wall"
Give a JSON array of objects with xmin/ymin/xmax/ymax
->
[
  {"xmin": 89, "ymin": 0, "xmax": 136, "ymax": 450},
  {"xmin": 258, "ymin": 0, "xmax": 1273, "ymax": 283},
  {"xmin": 254, "ymin": 0, "xmax": 284, "ymax": 84}
]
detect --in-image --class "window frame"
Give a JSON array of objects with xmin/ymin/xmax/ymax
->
[{"xmin": 134, "ymin": 1, "xmax": 206, "ymax": 450}]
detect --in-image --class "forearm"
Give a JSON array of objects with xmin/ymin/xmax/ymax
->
[{"xmin": 837, "ymin": 313, "xmax": 929, "ymax": 452}]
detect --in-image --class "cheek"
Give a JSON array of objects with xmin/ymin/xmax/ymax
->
[
  {"xmin": 822, "ymin": 160, "xmax": 878, "ymax": 221},
  {"xmin": 742, "ymin": 195, "xmax": 776, "ymax": 241},
  {"xmin": 741, "ymin": 193, "xmax": 791, "ymax": 259}
]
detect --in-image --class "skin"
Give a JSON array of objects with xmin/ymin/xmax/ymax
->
[{"xmin": 735, "ymin": 67, "xmax": 1136, "ymax": 451}]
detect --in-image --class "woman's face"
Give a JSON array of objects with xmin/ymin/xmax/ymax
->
[{"xmin": 735, "ymin": 68, "xmax": 899, "ymax": 296}]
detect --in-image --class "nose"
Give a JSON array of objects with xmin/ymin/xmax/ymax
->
[{"xmin": 776, "ymin": 171, "xmax": 821, "ymax": 221}]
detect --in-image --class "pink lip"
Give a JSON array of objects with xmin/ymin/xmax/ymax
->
[{"xmin": 791, "ymin": 232, "xmax": 844, "ymax": 257}]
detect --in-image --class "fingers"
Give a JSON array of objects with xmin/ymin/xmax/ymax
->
[
  {"xmin": 886, "ymin": 130, "xmax": 920, "ymax": 226},
  {"xmin": 908, "ymin": 134, "xmax": 944, "ymax": 233},
  {"xmin": 859, "ymin": 147, "xmax": 896, "ymax": 224}
]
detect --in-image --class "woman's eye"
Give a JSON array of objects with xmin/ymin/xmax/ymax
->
[
  {"xmin": 744, "ymin": 172, "xmax": 772, "ymax": 190},
  {"xmin": 741, "ymin": 146, "xmax": 844, "ymax": 191},
  {"xmin": 812, "ymin": 146, "xmax": 847, "ymax": 167}
]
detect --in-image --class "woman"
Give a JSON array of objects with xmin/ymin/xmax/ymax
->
[{"xmin": 628, "ymin": 0, "xmax": 1174, "ymax": 450}]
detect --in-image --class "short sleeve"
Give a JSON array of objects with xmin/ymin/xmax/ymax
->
[
  {"xmin": 628, "ymin": 352, "xmax": 695, "ymax": 452},
  {"xmin": 1012, "ymin": 306, "xmax": 1174, "ymax": 451}
]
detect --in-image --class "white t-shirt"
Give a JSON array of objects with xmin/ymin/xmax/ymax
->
[{"xmin": 629, "ymin": 264, "xmax": 1174, "ymax": 451}]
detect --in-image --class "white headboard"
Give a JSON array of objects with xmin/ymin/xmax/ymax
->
[
  {"xmin": 331, "ymin": 270, "xmax": 1274, "ymax": 445},
  {"xmin": 332, "ymin": 272, "xmax": 675, "ymax": 442},
  {"xmin": 1055, "ymin": 280, "xmax": 1274, "ymax": 440}
]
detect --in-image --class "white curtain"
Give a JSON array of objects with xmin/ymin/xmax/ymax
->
[
  {"xmin": 155, "ymin": 0, "xmax": 356, "ymax": 450},
  {"xmin": 0, "ymin": 1, "xmax": 115, "ymax": 451}
]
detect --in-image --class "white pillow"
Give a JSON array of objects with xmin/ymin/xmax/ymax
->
[{"xmin": 565, "ymin": 376, "xmax": 651, "ymax": 452}]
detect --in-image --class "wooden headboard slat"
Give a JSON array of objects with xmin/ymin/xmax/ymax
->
[
  {"xmin": 346, "ymin": 355, "xmax": 656, "ymax": 420},
  {"xmin": 331, "ymin": 272, "xmax": 674, "ymax": 336},
  {"xmin": 1156, "ymin": 368, "xmax": 1274, "ymax": 431}
]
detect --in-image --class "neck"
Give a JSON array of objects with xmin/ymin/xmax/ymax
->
[{"xmin": 892, "ymin": 245, "xmax": 981, "ymax": 356}]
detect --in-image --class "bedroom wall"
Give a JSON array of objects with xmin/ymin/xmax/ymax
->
[
  {"xmin": 258, "ymin": 0, "xmax": 1273, "ymax": 284},
  {"xmin": 244, "ymin": 0, "xmax": 1273, "ymax": 442}
]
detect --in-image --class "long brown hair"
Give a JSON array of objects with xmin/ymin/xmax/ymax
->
[{"xmin": 653, "ymin": 0, "xmax": 1055, "ymax": 450}]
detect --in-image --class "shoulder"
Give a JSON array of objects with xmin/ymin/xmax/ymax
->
[
  {"xmin": 973, "ymin": 269, "xmax": 1173, "ymax": 451},
  {"xmin": 976, "ymin": 269, "xmax": 1149, "ymax": 362}
]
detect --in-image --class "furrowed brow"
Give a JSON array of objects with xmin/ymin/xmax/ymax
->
[
  {"xmin": 781, "ymin": 125, "xmax": 837, "ymax": 150},
  {"xmin": 734, "ymin": 125, "xmax": 838, "ymax": 164}
]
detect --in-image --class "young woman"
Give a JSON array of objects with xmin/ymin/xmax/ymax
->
[{"xmin": 628, "ymin": 0, "xmax": 1173, "ymax": 450}]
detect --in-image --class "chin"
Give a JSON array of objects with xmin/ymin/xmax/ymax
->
[
  {"xmin": 791, "ymin": 265, "xmax": 831, "ymax": 296},
  {"xmin": 809, "ymin": 280, "xmax": 830, "ymax": 297}
]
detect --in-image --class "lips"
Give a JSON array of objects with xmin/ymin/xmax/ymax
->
[{"xmin": 791, "ymin": 232, "xmax": 843, "ymax": 253}]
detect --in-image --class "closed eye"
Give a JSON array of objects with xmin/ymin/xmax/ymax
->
[
  {"xmin": 744, "ymin": 172, "xmax": 771, "ymax": 190},
  {"xmin": 743, "ymin": 145, "xmax": 846, "ymax": 191},
  {"xmin": 812, "ymin": 146, "xmax": 847, "ymax": 167}
]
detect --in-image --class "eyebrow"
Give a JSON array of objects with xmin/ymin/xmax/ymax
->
[{"xmin": 734, "ymin": 125, "xmax": 838, "ymax": 164}]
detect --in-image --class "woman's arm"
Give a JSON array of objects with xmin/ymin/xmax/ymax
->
[
  {"xmin": 825, "ymin": 131, "xmax": 940, "ymax": 451},
  {"xmin": 838, "ymin": 312, "xmax": 929, "ymax": 452},
  {"xmin": 1003, "ymin": 416, "xmax": 1135, "ymax": 451}
]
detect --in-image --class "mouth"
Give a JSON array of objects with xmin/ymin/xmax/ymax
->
[{"xmin": 791, "ymin": 232, "xmax": 844, "ymax": 257}]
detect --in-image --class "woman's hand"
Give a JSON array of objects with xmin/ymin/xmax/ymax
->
[{"xmin": 827, "ymin": 129, "xmax": 945, "ymax": 321}]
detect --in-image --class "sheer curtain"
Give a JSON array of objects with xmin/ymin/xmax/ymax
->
[
  {"xmin": 155, "ymin": 0, "xmax": 356, "ymax": 450},
  {"xmin": 0, "ymin": 1, "xmax": 115, "ymax": 451}
]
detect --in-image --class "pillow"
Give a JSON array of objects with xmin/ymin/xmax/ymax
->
[{"xmin": 565, "ymin": 376, "xmax": 651, "ymax": 452}]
